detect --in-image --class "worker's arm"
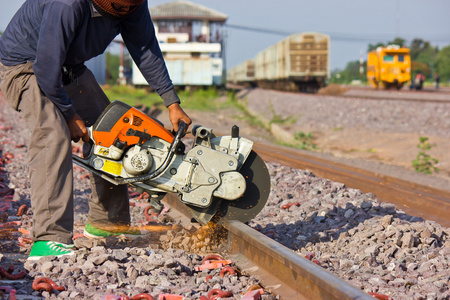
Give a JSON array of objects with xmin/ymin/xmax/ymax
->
[{"xmin": 120, "ymin": 2, "xmax": 191, "ymax": 131}]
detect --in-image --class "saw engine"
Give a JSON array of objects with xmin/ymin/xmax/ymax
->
[{"xmin": 73, "ymin": 101, "xmax": 270, "ymax": 225}]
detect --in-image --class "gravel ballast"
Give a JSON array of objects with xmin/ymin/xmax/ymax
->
[{"xmin": 1, "ymin": 89, "xmax": 449, "ymax": 300}]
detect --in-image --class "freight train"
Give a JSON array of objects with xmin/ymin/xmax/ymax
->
[
  {"xmin": 367, "ymin": 45, "xmax": 411, "ymax": 90},
  {"xmin": 227, "ymin": 32, "xmax": 330, "ymax": 92}
]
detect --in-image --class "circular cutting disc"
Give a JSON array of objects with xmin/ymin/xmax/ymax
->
[
  {"xmin": 185, "ymin": 150, "xmax": 271, "ymax": 225},
  {"xmin": 215, "ymin": 150, "xmax": 271, "ymax": 225}
]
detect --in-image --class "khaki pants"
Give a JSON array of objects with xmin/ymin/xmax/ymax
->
[{"xmin": 0, "ymin": 61, "xmax": 130, "ymax": 244}]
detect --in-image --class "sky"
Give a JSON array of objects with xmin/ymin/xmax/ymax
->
[{"xmin": 1, "ymin": 0, "xmax": 449, "ymax": 71}]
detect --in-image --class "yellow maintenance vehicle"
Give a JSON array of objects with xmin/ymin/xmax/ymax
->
[{"xmin": 367, "ymin": 45, "xmax": 411, "ymax": 89}]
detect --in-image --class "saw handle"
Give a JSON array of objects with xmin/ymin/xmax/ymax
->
[
  {"xmin": 171, "ymin": 121, "xmax": 187, "ymax": 138},
  {"xmin": 82, "ymin": 139, "xmax": 94, "ymax": 159}
]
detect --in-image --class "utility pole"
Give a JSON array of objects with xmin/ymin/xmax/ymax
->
[
  {"xmin": 395, "ymin": 0, "xmax": 400, "ymax": 37},
  {"xmin": 360, "ymin": 49, "xmax": 364, "ymax": 78}
]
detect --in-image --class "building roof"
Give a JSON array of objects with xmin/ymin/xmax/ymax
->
[{"xmin": 150, "ymin": 0, "xmax": 227, "ymax": 22}]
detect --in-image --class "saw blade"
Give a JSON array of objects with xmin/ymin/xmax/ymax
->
[{"xmin": 186, "ymin": 150, "xmax": 271, "ymax": 225}]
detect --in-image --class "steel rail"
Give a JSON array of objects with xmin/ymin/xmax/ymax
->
[
  {"xmin": 337, "ymin": 93, "xmax": 450, "ymax": 104},
  {"xmin": 224, "ymin": 220, "xmax": 373, "ymax": 300},
  {"xmin": 163, "ymin": 194, "xmax": 373, "ymax": 300},
  {"xmin": 253, "ymin": 143, "xmax": 450, "ymax": 227},
  {"xmin": 226, "ymin": 85, "xmax": 450, "ymax": 103}
]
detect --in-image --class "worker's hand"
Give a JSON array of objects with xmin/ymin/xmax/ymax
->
[
  {"xmin": 168, "ymin": 103, "xmax": 192, "ymax": 133},
  {"xmin": 67, "ymin": 113, "xmax": 90, "ymax": 143}
]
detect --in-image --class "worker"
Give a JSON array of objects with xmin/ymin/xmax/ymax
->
[
  {"xmin": 414, "ymin": 72, "xmax": 425, "ymax": 90},
  {"xmin": 434, "ymin": 72, "xmax": 440, "ymax": 90},
  {"xmin": 0, "ymin": 0, "xmax": 192, "ymax": 260}
]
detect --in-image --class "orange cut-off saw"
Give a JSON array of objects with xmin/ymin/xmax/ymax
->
[{"xmin": 73, "ymin": 101, "xmax": 270, "ymax": 225}]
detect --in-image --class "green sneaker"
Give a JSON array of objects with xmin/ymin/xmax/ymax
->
[
  {"xmin": 28, "ymin": 241, "xmax": 75, "ymax": 261},
  {"xmin": 83, "ymin": 222, "xmax": 141, "ymax": 239}
]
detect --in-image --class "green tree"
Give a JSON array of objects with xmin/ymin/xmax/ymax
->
[
  {"xmin": 106, "ymin": 52, "xmax": 119, "ymax": 84},
  {"xmin": 415, "ymin": 45, "xmax": 438, "ymax": 78},
  {"xmin": 434, "ymin": 45, "xmax": 450, "ymax": 81},
  {"xmin": 367, "ymin": 42, "xmax": 385, "ymax": 52},
  {"xmin": 387, "ymin": 37, "xmax": 406, "ymax": 47},
  {"xmin": 367, "ymin": 37, "xmax": 405, "ymax": 52},
  {"xmin": 330, "ymin": 60, "xmax": 366, "ymax": 84},
  {"xmin": 411, "ymin": 61, "xmax": 430, "ymax": 78},
  {"xmin": 410, "ymin": 38, "xmax": 431, "ymax": 61},
  {"xmin": 106, "ymin": 50, "xmax": 133, "ymax": 85}
]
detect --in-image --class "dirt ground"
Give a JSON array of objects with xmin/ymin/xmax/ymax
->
[
  {"xmin": 313, "ymin": 128, "xmax": 450, "ymax": 177},
  {"xmin": 311, "ymin": 85, "xmax": 450, "ymax": 180}
]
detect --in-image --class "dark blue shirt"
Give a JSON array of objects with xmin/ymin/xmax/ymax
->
[{"xmin": 0, "ymin": 0, "xmax": 177, "ymax": 120}]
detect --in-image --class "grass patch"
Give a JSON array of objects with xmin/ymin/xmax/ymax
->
[
  {"xmin": 104, "ymin": 85, "xmax": 161, "ymax": 107},
  {"xmin": 268, "ymin": 100, "xmax": 296, "ymax": 125},
  {"xmin": 227, "ymin": 91, "xmax": 268, "ymax": 130},
  {"xmin": 292, "ymin": 131, "xmax": 318, "ymax": 151},
  {"xmin": 103, "ymin": 85, "xmax": 227, "ymax": 111},
  {"xmin": 178, "ymin": 88, "xmax": 225, "ymax": 111},
  {"xmin": 412, "ymin": 137, "xmax": 439, "ymax": 174}
]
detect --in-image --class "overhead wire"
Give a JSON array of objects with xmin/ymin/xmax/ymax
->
[{"xmin": 225, "ymin": 24, "xmax": 450, "ymax": 44}]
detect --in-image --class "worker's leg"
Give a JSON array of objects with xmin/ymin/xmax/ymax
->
[
  {"xmin": 0, "ymin": 62, "xmax": 74, "ymax": 244},
  {"xmin": 64, "ymin": 69, "xmax": 130, "ymax": 230}
]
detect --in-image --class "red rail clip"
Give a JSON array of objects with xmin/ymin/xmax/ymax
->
[
  {"xmin": 144, "ymin": 206, "xmax": 160, "ymax": 221},
  {"xmin": 127, "ymin": 294, "xmax": 155, "ymax": 300},
  {"xmin": 304, "ymin": 253, "xmax": 315, "ymax": 260},
  {"xmin": 79, "ymin": 174, "xmax": 90, "ymax": 180},
  {"xmin": 32, "ymin": 277, "xmax": 65, "ymax": 293},
  {"xmin": 241, "ymin": 289, "xmax": 264, "ymax": 300},
  {"xmin": 7, "ymin": 289, "xmax": 17, "ymax": 300},
  {"xmin": 201, "ymin": 254, "xmax": 224, "ymax": 264},
  {"xmin": 0, "ymin": 265, "xmax": 27, "ymax": 280},
  {"xmin": 16, "ymin": 204, "xmax": 28, "ymax": 216},
  {"xmin": 281, "ymin": 202, "xmax": 300, "ymax": 209},
  {"xmin": 219, "ymin": 266, "xmax": 236, "ymax": 277},
  {"xmin": 208, "ymin": 289, "xmax": 233, "ymax": 300},
  {"xmin": 194, "ymin": 260, "xmax": 232, "ymax": 271},
  {"xmin": 158, "ymin": 294, "xmax": 184, "ymax": 300},
  {"xmin": 368, "ymin": 292, "xmax": 393, "ymax": 300}
]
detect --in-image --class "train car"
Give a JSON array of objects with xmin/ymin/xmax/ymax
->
[
  {"xmin": 226, "ymin": 59, "xmax": 255, "ymax": 86},
  {"xmin": 367, "ymin": 45, "xmax": 411, "ymax": 90},
  {"xmin": 227, "ymin": 32, "xmax": 330, "ymax": 92}
]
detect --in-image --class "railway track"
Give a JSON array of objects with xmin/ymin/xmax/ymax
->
[
  {"xmin": 162, "ymin": 140, "xmax": 449, "ymax": 299},
  {"xmin": 1, "ymin": 92, "xmax": 448, "ymax": 299},
  {"xmin": 340, "ymin": 88, "xmax": 450, "ymax": 104},
  {"xmin": 228, "ymin": 84, "xmax": 450, "ymax": 103},
  {"xmin": 1, "ymin": 139, "xmax": 447, "ymax": 299},
  {"xmin": 252, "ymin": 142, "xmax": 450, "ymax": 228},
  {"xmin": 164, "ymin": 194, "xmax": 374, "ymax": 300}
]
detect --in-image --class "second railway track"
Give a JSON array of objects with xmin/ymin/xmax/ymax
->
[{"xmin": 253, "ymin": 143, "xmax": 450, "ymax": 228}]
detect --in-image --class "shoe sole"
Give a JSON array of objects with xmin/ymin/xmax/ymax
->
[
  {"xmin": 27, "ymin": 252, "xmax": 75, "ymax": 261},
  {"xmin": 83, "ymin": 229, "xmax": 141, "ymax": 239},
  {"xmin": 83, "ymin": 228, "xmax": 111, "ymax": 239}
]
